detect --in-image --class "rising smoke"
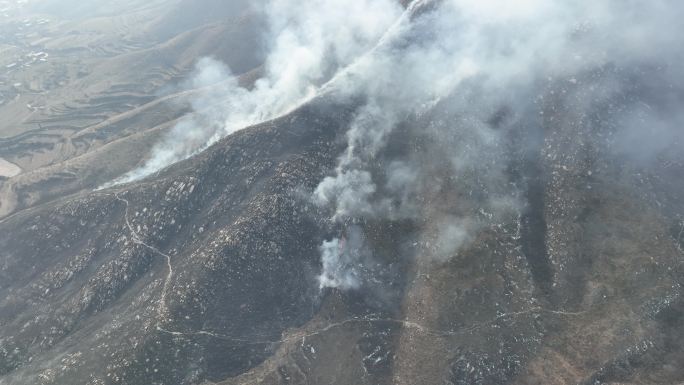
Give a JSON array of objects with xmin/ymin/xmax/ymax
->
[
  {"xmin": 103, "ymin": 0, "xmax": 402, "ymax": 188},
  {"xmin": 102, "ymin": 0, "xmax": 683, "ymax": 291},
  {"xmin": 311, "ymin": 0, "xmax": 684, "ymax": 289},
  {"xmin": 317, "ymin": 226, "xmax": 374, "ymax": 290}
]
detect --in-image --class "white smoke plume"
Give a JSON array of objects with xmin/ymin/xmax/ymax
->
[
  {"xmin": 316, "ymin": 225, "xmax": 397, "ymax": 292},
  {"xmin": 312, "ymin": 0, "xmax": 684, "ymax": 289},
  {"xmin": 317, "ymin": 226, "xmax": 372, "ymax": 290},
  {"xmin": 103, "ymin": 0, "xmax": 403, "ymax": 187},
  {"xmin": 98, "ymin": 0, "xmax": 683, "ymax": 290},
  {"xmin": 317, "ymin": 238, "xmax": 355, "ymax": 290}
]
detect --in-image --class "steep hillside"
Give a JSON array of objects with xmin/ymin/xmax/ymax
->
[{"xmin": 1, "ymin": 1, "xmax": 684, "ymax": 384}]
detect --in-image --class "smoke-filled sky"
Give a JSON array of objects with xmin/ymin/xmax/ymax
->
[{"xmin": 103, "ymin": 0, "xmax": 683, "ymax": 290}]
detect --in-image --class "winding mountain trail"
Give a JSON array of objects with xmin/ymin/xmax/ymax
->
[{"xmin": 113, "ymin": 192, "xmax": 175, "ymax": 320}]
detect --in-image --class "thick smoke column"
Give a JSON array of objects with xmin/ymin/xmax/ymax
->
[
  {"xmin": 104, "ymin": 0, "xmax": 403, "ymax": 187},
  {"xmin": 100, "ymin": 0, "xmax": 683, "ymax": 291},
  {"xmin": 317, "ymin": 226, "xmax": 375, "ymax": 290},
  {"xmin": 312, "ymin": 0, "xmax": 684, "ymax": 290}
]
